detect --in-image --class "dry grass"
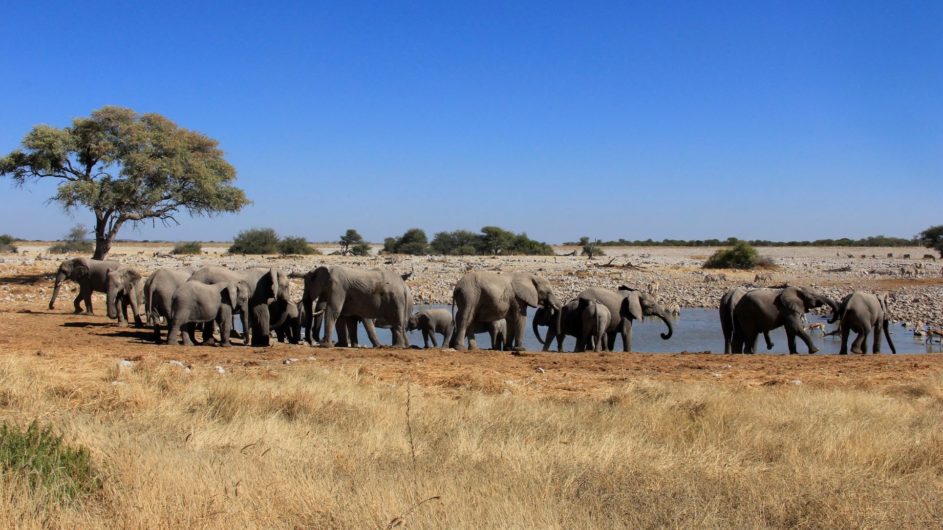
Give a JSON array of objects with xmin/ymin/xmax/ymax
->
[{"xmin": 0, "ymin": 353, "xmax": 940, "ymax": 528}]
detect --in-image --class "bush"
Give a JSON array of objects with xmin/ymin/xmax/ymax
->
[
  {"xmin": 383, "ymin": 228, "xmax": 429, "ymax": 255},
  {"xmin": 171, "ymin": 241, "xmax": 202, "ymax": 255},
  {"xmin": 429, "ymin": 227, "xmax": 552, "ymax": 256},
  {"xmin": 350, "ymin": 242, "xmax": 372, "ymax": 256},
  {"xmin": 339, "ymin": 229, "xmax": 365, "ymax": 255},
  {"xmin": 278, "ymin": 236, "xmax": 318, "ymax": 255},
  {"xmin": 48, "ymin": 225, "xmax": 93, "ymax": 254},
  {"xmin": 0, "ymin": 421, "xmax": 101, "ymax": 503},
  {"xmin": 703, "ymin": 241, "xmax": 770, "ymax": 269},
  {"xmin": 0, "ymin": 234, "xmax": 17, "ymax": 253},
  {"xmin": 229, "ymin": 228, "xmax": 279, "ymax": 255},
  {"xmin": 579, "ymin": 236, "xmax": 605, "ymax": 258},
  {"xmin": 918, "ymin": 225, "xmax": 943, "ymax": 258}
]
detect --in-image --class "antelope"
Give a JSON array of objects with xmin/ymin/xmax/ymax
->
[
  {"xmin": 926, "ymin": 329, "xmax": 943, "ymax": 343},
  {"xmin": 807, "ymin": 322, "xmax": 826, "ymax": 334}
]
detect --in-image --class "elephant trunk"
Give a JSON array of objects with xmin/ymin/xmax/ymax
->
[
  {"xmin": 884, "ymin": 319, "xmax": 897, "ymax": 354},
  {"xmin": 532, "ymin": 310, "xmax": 545, "ymax": 345},
  {"xmin": 106, "ymin": 287, "xmax": 119, "ymax": 320},
  {"xmin": 655, "ymin": 309, "xmax": 673, "ymax": 340},
  {"xmin": 826, "ymin": 298, "xmax": 841, "ymax": 324},
  {"xmin": 49, "ymin": 271, "xmax": 66, "ymax": 309}
]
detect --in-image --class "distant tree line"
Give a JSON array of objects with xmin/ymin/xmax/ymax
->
[
  {"xmin": 563, "ymin": 235, "xmax": 918, "ymax": 248},
  {"xmin": 383, "ymin": 226, "xmax": 553, "ymax": 256}
]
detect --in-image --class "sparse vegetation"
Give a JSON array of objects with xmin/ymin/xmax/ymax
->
[
  {"xmin": 704, "ymin": 241, "xmax": 773, "ymax": 269},
  {"xmin": 918, "ymin": 225, "xmax": 943, "ymax": 258},
  {"xmin": 565, "ymin": 235, "xmax": 917, "ymax": 247},
  {"xmin": 339, "ymin": 229, "xmax": 372, "ymax": 256},
  {"xmin": 383, "ymin": 228, "xmax": 430, "ymax": 255},
  {"xmin": 229, "ymin": 228, "xmax": 279, "ymax": 255},
  {"xmin": 579, "ymin": 236, "xmax": 605, "ymax": 258},
  {"xmin": 0, "ymin": 234, "xmax": 17, "ymax": 253},
  {"xmin": 278, "ymin": 236, "xmax": 318, "ymax": 255},
  {"xmin": 0, "ymin": 421, "xmax": 100, "ymax": 503},
  {"xmin": 171, "ymin": 241, "xmax": 202, "ymax": 255},
  {"xmin": 48, "ymin": 225, "xmax": 94, "ymax": 254}
]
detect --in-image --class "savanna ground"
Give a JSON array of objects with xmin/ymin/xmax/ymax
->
[{"xmin": 0, "ymin": 245, "xmax": 942, "ymax": 528}]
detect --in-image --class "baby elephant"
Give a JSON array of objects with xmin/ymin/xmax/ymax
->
[
  {"xmin": 579, "ymin": 298, "xmax": 611, "ymax": 352},
  {"xmin": 407, "ymin": 308, "xmax": 454, "ymax": 348},
  {"xmin": 167, "ymin": 281, "xmax": 249, "ymax": 347}
]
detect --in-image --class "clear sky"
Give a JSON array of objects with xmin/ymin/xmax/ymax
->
[{"xmin": 1, "ymin": 1, "xmax": 940, "ymax": 243}]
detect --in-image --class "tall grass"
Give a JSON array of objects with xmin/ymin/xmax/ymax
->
[{"xmin": 0, "ymin": 356, "xmax": 940, "ymax": 527}]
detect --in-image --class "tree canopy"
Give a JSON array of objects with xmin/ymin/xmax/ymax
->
[
  {"xmin": 918, "ymin": 225, "xmax": 943, "ymax": 257},
  {"xmin": 0, "ymin": 106, "xmax": 249, "ymax": 259},
  {"xmin": 383, "ymin": 228, "xmax": 430, "ymax": 255},
  {"xmin": 428, "ymin": 227, "xmax": 552, "ymax": 256}
]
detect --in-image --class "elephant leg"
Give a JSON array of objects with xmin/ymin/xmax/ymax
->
[
  {"xmin": 743, "ymin": 331, "xmax": 757, "ymax": 354},
  {"xmin": 363, "ymin": 319, "xmax": 383, "ymax": 347},
  {"xmin": 219, "ymin": 315, "xmax": 232, "ymax": 347},
  {"xmin": 795, "ymin": 327, "xmax": 817, "ymax": 354},
  {"xmin": 467, "ymin": 335, "xmax": 479, "ymax": 350},
  {"xmin": 153, "ymin": 321, "xmax": 163, "ymax": 344},
  {"xmin": 556, "ymin": 333, "xmax": 564, "ymax": 352},
  {"xmin": 251, "ymin": 305, "xmax": 271, "ymax": 347},
  {"xmin": 622, "ymin": 320, "xmax": 633, "ymax": 353},
  {"xmin": 73, "ymin": 290, "xmax": 84, "ymax": 314},
  {"xmin": 422, "ymin": 330, "xmax": 431, "ymax": 348},
  {"xmin": 202, "ymin": 321, "xmax": 217, "ymax": 346},
  {"xmin": 763, "ymin": 331, "xmax": 774, "ymax": 350},
  {"xmin": 166, "ymin": 319, "xmax": 181, "ymax": 345},
  {"xmin": 839, "ymin": 325, "xmax": 851, "ymax": 354},
  {"xmin": 851, "ymin": 330, "xmax": 867, "ymax": 354},
  {"xmin": 451, "ymin": 306, "xmax": 473, "ymax": 351},
  {"xmin": 428, "ymin": 330, "xmax": 438, "ymax": 348},
  {"xmin": 872, "ymin": 322, "xmax": 882, "ymax": 354}
]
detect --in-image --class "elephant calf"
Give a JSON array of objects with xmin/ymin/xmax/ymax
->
[
  {"xmin": 105, "ymin": 267, "xmax": 145, "ymax": 328},
  {"xmin": 579, "ymin": 299, "xmax": 610, "ymax": 352},
  {"xmin": 167, "ymin": 281, "xmax": 249, "ymax": 347},
  {"xmin": 408, "ymin": 308, "xmax": 454, "ymax": 348}
]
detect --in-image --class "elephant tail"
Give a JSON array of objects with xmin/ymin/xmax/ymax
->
[
  {"xmin": 144, "ymin": 284, "xmax": 155, "ymax": 325},
  {"xmin": 883, "ymin": 318, "xmax": 897, "ymax": 354},
  {"xmin": 532, "ymin": 310, "xmax": 544, "ymax": 345}
]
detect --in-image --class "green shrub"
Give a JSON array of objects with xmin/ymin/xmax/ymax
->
[
  {"xmin": 383, "ymin": 228, "xmax": 430, "ymax": 255},
  {"xmin": 350, "ymin": 242, "xmax": 372, "ymax": 256},
  {"xmin": 171, "ymin": 241, "xmax": 202, "ymax": 255},
  {"xmin": 229, "ymin": 228, "xmax": 279, "ymax": 254},
  {"xmin": 49, "ymin": 225, "xmax": 93, "ymax": 254},
  {"xmin": 0, "ymin": 421, "xmax": 101, "ymax": 503},
  {"xmin": 0, "ymin": 234, "xmax": 17, "ymax": 253},
  {"xmin": 429, "ymin": 227, "xmax": 552, "ymax": 256},
  {"xmin": 703, "ymin": 241, "xmax": 768, "ymax": 269},
  {"xmin": 278, "ymin": 236, "xmax": 318, "ymax": 255},
  {"xmin": 579, "ymin": 236, "xmax": 605, "ymax": 258}
]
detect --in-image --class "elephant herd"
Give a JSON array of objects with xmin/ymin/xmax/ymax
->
[{"xmin": 47, "ymin": 257, "xmax": 897, "ymax": 355}]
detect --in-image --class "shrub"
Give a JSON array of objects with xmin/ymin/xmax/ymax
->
[
  {"xmin": 278, "ymin": 236, "xmax": 318, "ymax": 255},
  {"xmin": 383, "ymin": 228, "xmax": 429, "ymax": 255},
  {"xmin": 430, "ymin": 227, "xmax": 552, "ymax": 256},
  {"xmin": 229, "ymin": 228, "xmax": 279, "ymax": 254},
  {"xmin": 339, "ymin": 229, "xmax": 365, "ymax": 254},
  {"xmin": 918, "ymin": 225, "xmax": 943, "ymax": 258},
  {"xmin": 579, "ymin": 236, "xmax": 605, "ymax": 258},
  {"xmin": 0, "ymin": 234, "xmax": 17, "ymax": 253},
  {"xmin": 171, "ymin": 241, "xmax": 202, "ymax": 255},
  {"xmin": 49, "ymin": 225, "xmax": 94, "ymax": 254},
  {"xmin": 350, "ymin": 242, "xmax": 372, "ymax": 256},
  {"xmin": 0, "ymin": 421, "xmax": 101, "ymax": 503},
  {"xmin": 703, "ymin": 241, "xmax": 768, "ymax": 269}
]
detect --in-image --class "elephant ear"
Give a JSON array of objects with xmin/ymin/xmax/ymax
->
[
  {"xmin": 511, "ymin": 275, "xmax": 540, "ymax": 308},
  {"xmin": 222, "ymin": 283, "xmax": 238, "ymax": 307},
  {"xmin": 123, "ymin": 269, "xmax": 142, "ymax": 285},
  {"xmin": 621, "ymin": 293, "xmax": 643, "ymax": 321},
  {"xmin": 878, "ymin": 293, "xmax": 890, "ymax": 317},
  {"xmin": 267, "ymin": 268, "xmax": 278, "ymax": 302},
  {"xmin": 776, "ymin": 288, "xmax": 806, "ymax": 316},
  {"xmin": 74, "ymin": 262, "xmax": 91, "ymax": 280}
]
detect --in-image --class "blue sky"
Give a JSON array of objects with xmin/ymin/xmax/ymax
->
[{"xmin": 1, "ymin": 1, "xmax": 940, "ymax": 243}]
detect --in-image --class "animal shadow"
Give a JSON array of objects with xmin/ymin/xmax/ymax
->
[{"xmin": 2, "ymin": 272, "xmax": 51, "ymax": 285}]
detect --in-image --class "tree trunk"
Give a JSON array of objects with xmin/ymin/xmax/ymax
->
[{"xmin": 92, "ymin": 216, "xmax": 121, "ymax": 260}]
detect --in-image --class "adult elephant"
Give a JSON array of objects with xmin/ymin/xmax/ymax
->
[
  {"xmin": 719, "ymin": 287, "xmax": 774, "ymax": 354},
  {"xmin": 300, "ymin": 265, "xmax": 412, "ymax": 348},
  {"xmin": 449, "ymin": 271, "xmax": 561, "ymax": 352},
  {"xmin": 48, "ymin": 257, "xmax": 119, "ymax": 314},
  {"xmin": 836, "ymin": 291, "xmax": 896, "ymax": 354},
  {"xmin": 189, "ymin": 266, "xmax": 290, "ymax": 346},
  {"xmin": 532, "ymin": 298, "xmax": 582, "ymax": 352},
  {"xmin": 105, "ymin": 267, "xmax": 145, "ymax": 327},
  {"xmin": 575, "ymin": 286, "xmax": 673, "ymax": 352},
  {"xmin": 144, "ymin": 269, "xmax": 192, "ymax": 343},
  {"xmin": 732, "ymin": 286, "xmax": 839, "ymax": 354}
]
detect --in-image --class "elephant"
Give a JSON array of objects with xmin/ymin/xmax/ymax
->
[
  {"xmin": 48, "ymin": 257, "xmax": 120, "ymax": 314},
  {"xmin": 166, "ymin": 281, "xmax": 250, "ymax": 347},
  {"xmin": 719, "ymin": 287, "xmax": 774, "ymax": 354},
  {"xmin": 408, "ymin": 308, "xmax": 454, "ymax": 348},
  {"xmin": 836, "ymin": 291, "xmax": 896, "ymax": 354},
  {"xmin": 144, "ymin": 269, "xmax": 192, "ymax": 343},
  {"xmin": 105, "ymin": 267, "xmax": 145, "ymax": 327},
  {"xmin": 189, "ymin": 266, "xmax": 290, "ymax": 346},
  {"xmin": 732, "ymin": 286, "xmax": 839, "ymax": 354},
  {"xmin": 574, "ymin": 286, "xmax": 673, "ymax": 352},
  {"xmin": 300, "ymin": 266, "xmax": 412, "ymax": 348},
  {"xmin": 273, "ymin": 300, "xmax": 308, "ymax": 344},
  {"xmin": 579, "ymin": 298, "xmax": 610, "ymax": 352},
  {"xmin": 449, "ymin": 271, "xmax": 561, "ymax": 352},
  {"xmin": 465, "ymin": 319, "xmax": 507, "ymax": 350},
  {"xmin": 532, "ymin": 298, "xmax": 582, "ymax": 352}
]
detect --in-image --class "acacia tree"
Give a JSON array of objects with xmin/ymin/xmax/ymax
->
[
  {"xmin": 918, "ymin": 225, "xmax": 943, "ymax": 258},
  {"xmin": 0, "ymin": 106, "xmax": 249, "ymax": 259}
]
